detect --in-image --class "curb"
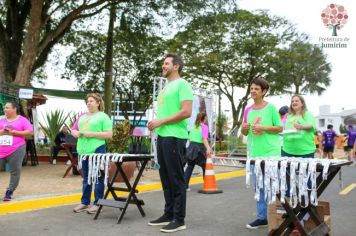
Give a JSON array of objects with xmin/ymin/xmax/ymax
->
[{"xmin": 0, "ymin": 170, "xmax": 246, "ymax": 215}]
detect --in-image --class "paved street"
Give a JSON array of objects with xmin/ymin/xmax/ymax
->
[{"xmin": 0, "ymin": 165, "xmax": 355, "ymax": 236}]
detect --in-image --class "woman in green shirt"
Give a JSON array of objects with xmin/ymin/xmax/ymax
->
[
  {"xmin": 71, "ymin": 93, "xmax": 113, "ymax": 214},
  {"xmin": 184, "ymin": 112, "xmax": 211, "ymax": 190},
  {"xmin": 282, "ymin": 95, "xmax": 316, "ymax": 158}
]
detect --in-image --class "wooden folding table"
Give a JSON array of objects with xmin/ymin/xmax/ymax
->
[
  {"xmin": 256, "ymin": 160, "xmax": 352, "ymax": 236},
  {"xmin": 93, "ymin": 154, "xmax": 153, "ymax": 223}
]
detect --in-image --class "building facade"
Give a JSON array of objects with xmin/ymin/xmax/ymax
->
[{"xmin": 316, "ymin": 105, "xmax": 356, "ymax": 132}]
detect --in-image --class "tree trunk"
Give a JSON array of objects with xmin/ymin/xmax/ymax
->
[
  {"xmin": 231, "ymin": 105, "xmax": 239, "ymax": 128},
  {"xmin": 14, "ymin": 0, "xmax": 43, "ymax": 85},
  {"xmin": 104, "ymin": 4, "xmax": 115, "ymax": 116},
  {"xmin": 230, "ymin": 92, "xmax": 249, "ymax": 131},
  {"xmin": 0, "ymin": 44, "xmax": 11, "ymax": 83},
  {"xmin": 295, "ymin": 85, "xmax": 300, "ymax": 94}
]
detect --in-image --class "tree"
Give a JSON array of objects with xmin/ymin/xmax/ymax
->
[
  {"xmin": 62, "ymin": 22, "xmax": 164, "ymax": 130},
  {"xmin": 63, "ymin": 0, "xmax": 238, "ymax": 127},
  {"xmin": 321, "ymin": 4, "xmax": 348, "ymax": 36},
  {"xmin": 270, "ymin": 38, "xmax": 331, "ymax": 95},
  {"xmin": 0, "ymin": 0, "xmax": 237, "ymax": 86},
  {"xmin": 0, "ymin": 0, "xmax": 118, "ymax": 85},
  {"xmin": 103, "ymin": 3, "xmax": 116, "ymax": 116},
  {"xmin": 168, "ymin": 10, "xmax": 296, "ymax": 129}
]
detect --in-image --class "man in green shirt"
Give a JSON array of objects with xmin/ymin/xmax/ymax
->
[
  {"xmin": 241, "ymin": 78, "xmax": 282, "ymax": 229},
  {"xmin": 148, "ymin": 53, "xmax": 193, "ymax": 233}
]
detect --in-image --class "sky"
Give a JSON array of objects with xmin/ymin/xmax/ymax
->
[{"xmin": 35, "ymin": 0, "xmax": 355, "ymax": 119}]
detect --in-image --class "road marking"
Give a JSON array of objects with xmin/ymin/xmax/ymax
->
[
  {"xmin": 339, "ymin": 183, "xmax": 356, "ymax": 195},
  {"xmin": 0, "ymin": 169, "xmax": 246, "ymax": 214}
]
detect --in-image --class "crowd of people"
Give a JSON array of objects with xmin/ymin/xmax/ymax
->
[{"xmin": 1, "ymin": 53, "xmax": 356, "ymax": 234}]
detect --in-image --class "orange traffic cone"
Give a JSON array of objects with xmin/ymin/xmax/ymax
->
[{"xmin": 198, "ymin": 154, "xmax": 223, "ymax": 194}]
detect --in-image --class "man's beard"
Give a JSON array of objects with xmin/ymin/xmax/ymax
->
[{"xmin": 163, "ymin": 70, "xmax": 172, "ymax": 78}]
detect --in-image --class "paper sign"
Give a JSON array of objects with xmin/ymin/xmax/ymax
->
[
  {"xmin": 0, "ymin": 135, "xmax": 13, "ymax": 146},
  {"xmin": 19, "ymin": 88, "xmax": 33, "ymax": 99}
]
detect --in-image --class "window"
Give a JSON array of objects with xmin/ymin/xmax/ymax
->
[{"xmin": 319, "ymin": 119, "xmax": 325, "ymax": 127}]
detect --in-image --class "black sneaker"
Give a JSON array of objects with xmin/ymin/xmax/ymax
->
[
  {"xmin": 148, "ymin": 215, "xmax": 172, "ymax": 226},
  {"xmin": 3, "ymin": 189, "xmax": 13, "ymax": 201},
  {"xmin": 160, "ymin": 220, "xmax": 186, "ymax": 233},
  {"xmin": 246, "ymin": 219, "xmax": 268, "ymax": 229}
]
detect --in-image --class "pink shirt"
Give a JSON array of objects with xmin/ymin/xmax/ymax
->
[
  {"xmin": 202, "ymin": 123, "xmax": 209, "ymax": 139},
  {"xmin": 0, "ymin": 116, "xmax": 33, "ymax": 158},
  {"xmin": 71, "ymin": 112, "xmax": 88, "ymax": 131},
  {"xmin": 282, "ymin": 114, "xmax": 288, "ymax": 127}
]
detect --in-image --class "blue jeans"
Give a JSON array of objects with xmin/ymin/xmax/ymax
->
[
  {"xmin": 81, "ymin": 145, "xmax": 106, "ymax": 206},
  {"xmin": 250, "ymin": 165, "xmax": 267, "ymax": 220}
]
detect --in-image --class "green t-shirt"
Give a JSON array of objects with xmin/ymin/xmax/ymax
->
[
  {"xmin": 189, "ymin": 125, "xmax": 203, "ymax": 143},
  {"xmin": 244, "ymin": 103, "xmax": 282, "ymax": 158},
  {"xmin": 282, "ymin": 111, "xmax": 316, "ymax": 155},
  {"xmin": 76, "ymin": 112, "xmax": 112, "ymax": 155},
  {"xmin": 155, "ymin": 79, "xmax": 193, "ymax": 139}
]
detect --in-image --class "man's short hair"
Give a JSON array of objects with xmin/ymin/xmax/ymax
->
[
  {"xmin": 327, "ymin": 124, "xmax": 333, "ymax": 129},
  {"xmin": 250, "ymin": 77, "xmax": 270, "ymax": 93},
  {"xmin": 165, "ymin": 53, "xmax": 184, "ymax": 74}
]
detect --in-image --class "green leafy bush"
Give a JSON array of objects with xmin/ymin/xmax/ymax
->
[
  {"xmin": 107, "ymin": 120, "xmax": 131, "ymax": 153},
  {"xmin": 39, "ymin": 109, "xmax": 70, "ymax": 146}
]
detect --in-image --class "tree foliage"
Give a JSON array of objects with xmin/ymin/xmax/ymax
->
[
  {"xmin": 270, "ymin": 38, "xmax": 331, "ymax": 95},
  {"xmin": 0, "ymin": 0, "xmax": 237, "ymax": 86},
  {"xmin": 0, "ymin": 0, "xmax": 117, "ymax": 85},
  {"xmin": 62, "ymin": 0, "xmax": 237, "ymax": 127},
  {"xmin": 217, "ymin": 112, "xmax": 228, "ymax": 141},
  {"xmin": 62, "ymin": 23, "xmax": 164, "ymax": 126},
  {"xmin": 168, "ymin": 10, "xmax": 297, "ymax": 128}
]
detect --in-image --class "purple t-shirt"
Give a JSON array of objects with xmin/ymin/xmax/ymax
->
[
  {"xmin": 323, "ymin": 130, "xmax": 337, "ymax": 147},
  {"xmin": 347, "ymin": 130, "xmax": 356, "ymax": 146},
  {"xmin": 0, "ymin": 116, "xmax": 33, "ymax": 158}
]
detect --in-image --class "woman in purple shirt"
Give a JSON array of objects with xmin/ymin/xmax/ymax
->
[{"xmin": 0, "ymin": 102, "xmax": 33, "ymax": 201}]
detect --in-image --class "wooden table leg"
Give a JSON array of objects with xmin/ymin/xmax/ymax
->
[
  {"xmin": 116, "ymin": 160, "xmax": 148, "ymax": 223},
  {"xmin": 270, "ymin": 166, "xmax": 341, "ymax": 236}
]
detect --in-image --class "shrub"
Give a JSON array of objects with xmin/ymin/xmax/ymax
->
[{"xmin": 107, "ymin": 120, "xmax": 131, "ymax": 153}]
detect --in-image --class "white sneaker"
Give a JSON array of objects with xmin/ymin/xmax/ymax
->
[
  {"xmin": 86, "ymin": 205, "xmax": 100, "ymax": 214},
  {"xmin": 52, "ymin": 159, "xmax": 56, "ymax": 165},
  {"xmin": 73, "ymin": 204, "xmax": 88, "ymax": 213},
  {"xmin": 66, "ymin": 160, "xmax": 72, "ymax": 165}
]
